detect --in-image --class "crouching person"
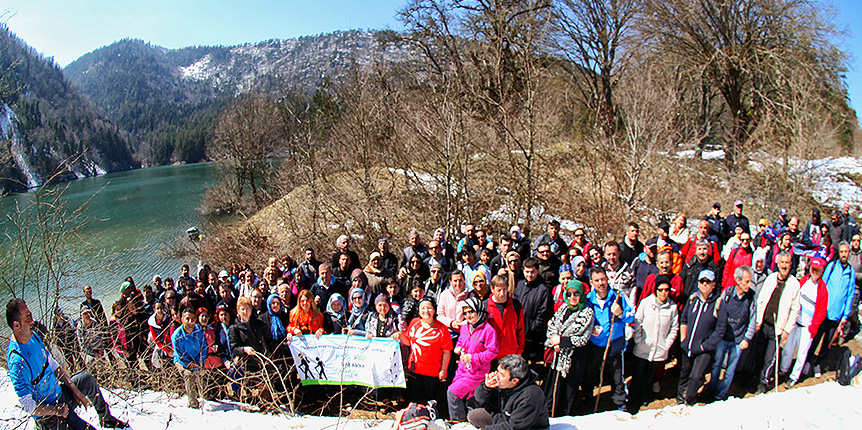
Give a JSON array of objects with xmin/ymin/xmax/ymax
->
[
  {"xmin": 172, "ymin": 307, "xmax": 207, "ymax": 408},
  {"xmin": 6, "ymin": 298, "xmax": 127, "ymax": 429},
  {"xmin": 468, "ymin": 354, "xmax": 549, "ymax": 430}
]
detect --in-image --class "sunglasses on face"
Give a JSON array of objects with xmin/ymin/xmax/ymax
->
[
  {"xmin": 656, "ymin": 287, "xmax": 671, "ymax": 292},
  {"xmin": 566, "ymin": 291, "xmax": 581, "ymax": 297},
  {"xmin": 507, "ymin": 260, "xmax": 518, "ymax": 264}
]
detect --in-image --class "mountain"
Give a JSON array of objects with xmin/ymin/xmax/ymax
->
[
  {"xmin": 64, "ymin": 30, "xmax": 411, "ymax": 166},
  {"xmin": 0, "ymin": 25, "xmax": 137, "ymax": 194}
]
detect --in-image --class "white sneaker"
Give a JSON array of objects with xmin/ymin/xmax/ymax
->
[{"xmin": 652, "ymin": 382, "xmax": 661, "ymax": 393}]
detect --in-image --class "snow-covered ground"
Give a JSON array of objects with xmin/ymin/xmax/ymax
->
[{"xmin": 2, "ymin": 368, "xmax": 860, "ymax": 430}]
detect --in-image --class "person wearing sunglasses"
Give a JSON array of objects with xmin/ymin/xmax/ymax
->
[
  {"xmin": 447, "ymin": 298, "xmax": 498, "ymax": 422},
  {"xmin": 544, "ymin": 280, "xmax": 593, "ymax": 417},
  {"xmin": 630, "ymin": 275, "xmax": 679, "ymax": 412}
]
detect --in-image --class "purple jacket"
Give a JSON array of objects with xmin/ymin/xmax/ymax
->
[{"xmin": 449, "ymin": 321, "xmax": 499, "ymax": 398}]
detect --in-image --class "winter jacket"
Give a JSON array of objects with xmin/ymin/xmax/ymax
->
[
  {"xmin": 487, "ymin": 298, "xmax": 525, "ymax": 358},
  {"xmin": 755, "ymin": 273, "xmax": 801, "ymax": 335},
  {"xmin": 545, "ymin": 306, "xmax": 593, "ymax": 376},
  {"xmin": 228, "ymin": 318, "xmax": 269, "ymax": 371},
  {"xmin": 630, "ymin": 256, "xmax": 658, "ymax": 292},
  {"xmin": 365, "ymin": 311, "xmax": 400, "ymax": 338},
  {"xmin": 472, "ymin": 369, "xmax": 549, "ymax": 430},
  {"xmin": 148, "ymin": 312, "xmax": 173, "ymax": 356},
  {"xmin": 257, "ymin": 311, "xmax": 291, "ymax": 356},
  {"xmin": 633, "ymin": 295, "xmax": 679, "ymax": 362},
  {"xmin": 848, "ymin": 248, "xmax": 862, "ymax": 287},
  {"xmin": 718, "ymin": 287, "xmax": 757, "ymax": 344},
  {"xmin": 586, "ymin": 288, "xmax": 634, "ymax": 355},
  {"xmin": 722, "ymin": 246, "xmax": 753, "ymax": 290},
  {"xmin": 203, "ymin": 324, "xmax": 227, "ymax": 369},
  {"xmin": 640, "ymin": 272, "xmax": 685, "ymax": 310},
  {"xmin": 680, "ymin": 290, "xmax": 726, "ymax": 356},
  {"xmin": 681, "ymin": 255, "xmax": 723, "ymax": 298},
  {"xmin": 437, "ymin": 286, "xmax": 469, "ymax": 332},
  {"xmin": 726, "ymin": 213, "xmax": 750, "ymax": 240},
  {"xmin": 449, "ymin": 321, "xmax": 499, "ymax": 399},
  {"xmin": 619, "ymin": 238, "xmax": 644, "ymax": 266},
  {"xmin": 513, "ymin": 278, "xmax": 551, "ymax": 343},
  {"xmin": 823, "ymin": 260, "xmax": 856, "ymax": 321},
  {"xmin": 796, "ymin": 275, "xmax": 829, "ymax": 336},
  {"xmin": 172, "ymin": 325, "xmax": 206, "ymax": 369},
  {"xmin": 681, "ymin": 237, "xmax": 722, "ymax": 266}
]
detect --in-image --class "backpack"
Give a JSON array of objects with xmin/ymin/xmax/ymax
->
[
  {"xmin": 395, "ymin": 402, "xmax": 436, "ymax": 430},
  {"xmin": 836, "ymin": 348, "xmax": 862, "ymax": 386}
]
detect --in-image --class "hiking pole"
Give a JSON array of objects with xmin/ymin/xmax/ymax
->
[
  {"xmin": 775, "ymin": 330, "xmax": 780, "ymax": 392},
  {"xmin": 594, "ymin": 293, "xmax": 620, "ymax": 413},
  {"xmin": 550, "ymin": 348, "xmax": 561, "ymax": 417}
]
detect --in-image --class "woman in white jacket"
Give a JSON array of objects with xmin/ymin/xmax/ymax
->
[{"xmin": 630, "ymin": 275, "xmax": 679, "ymax": 411}]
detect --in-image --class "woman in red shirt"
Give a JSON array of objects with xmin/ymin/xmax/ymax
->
[{"xmin": 399, "ymin": 297, "xmax": 452, "ymax": 405}]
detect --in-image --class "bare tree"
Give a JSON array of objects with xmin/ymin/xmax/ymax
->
[
  {"xmin": 208, "ymin": 91, "xmax": 282, "ymax": 212},
  {"xmin": 642, "ymin": 0, "xmax": 850, "ymax": 169}
]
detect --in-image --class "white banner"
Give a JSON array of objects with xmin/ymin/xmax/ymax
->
[{"xmin": 287, "ymin": 334, "xmax": 406, "ymax": 388}]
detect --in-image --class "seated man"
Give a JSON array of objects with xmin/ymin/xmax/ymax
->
[
  {"xmin": 468, "ymin": 354, "xmax": 549, "ymax": 430},
  {"xmin": 172, "ymin": 307, "xmax": 208, "ymax": 408},
  {"xmin": 6, "ymin": 298, "xmax": 126, "ymax": 430}
]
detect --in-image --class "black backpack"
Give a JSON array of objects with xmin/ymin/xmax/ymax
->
[{"xmin": 836, "ymin": 347, "xmax": 862, "ymax": 386}]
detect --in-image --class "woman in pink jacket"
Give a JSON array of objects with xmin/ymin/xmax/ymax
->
[{"xmin": 447, "ymin": 297, "xmax": 499, "ymax": 421}]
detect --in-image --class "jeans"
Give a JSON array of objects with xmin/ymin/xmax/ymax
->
[{"xmin": 708, "ymin": 340, "xmax": 742, "ymax": 400}]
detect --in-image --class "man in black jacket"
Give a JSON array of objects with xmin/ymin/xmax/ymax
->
[
  {"xmin": 514, "ymin": 258, "xmax": 550, "ymax": 363},
  {"xmin": 681, "ymin": 239, "xmax": 724, "ymax": 297},
  {"xmin": 468, "ymin": 354, "xmax": 549, "ymax": 430}
]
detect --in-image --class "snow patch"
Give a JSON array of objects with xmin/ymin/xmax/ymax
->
[{"xmin": 1, "ymin": 103, "xmax": 42, "ymax": 188}]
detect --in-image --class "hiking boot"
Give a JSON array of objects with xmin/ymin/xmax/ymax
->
[
  {"xmin": 785, "ymin": 379, "xmax": 797, "ymax": 389},
  {"xmin": 100, "ymin": 415, "xmax": 128, "ymax": 429},
  {"xmin": 652, "ymin": 382, "xmax": 661, "ymax": 393},
  {"xmin": 755, "ymin": 383, "xmax": 768, "ymax": 395},
  {"xmin": 814, "ymin": 365, "xmax": 822, "ymax": 378}
]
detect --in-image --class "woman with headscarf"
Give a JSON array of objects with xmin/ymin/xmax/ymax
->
[
  {"xmin": 287, "ymin": 289, "xmax": 325, "ymax": 340},
  {"xmin": 447, "ymin": 297, "xmax": 499, "ymax": 422},
  {"xmin": 364, "ymin": 294, "xmax": 400, "ymax": 339},
  {"xmin": 469, "ymin": 271, "xmax": 491, "ymax": 301},
  {"xmin": 544, "ymin": 280, "xmax": 594, "ymax": 417},
  {"xmin": 347, "ymin": 287, "xmax": 370, "ymax": 335},
  {"xmin": 365, "ymin": 252, "xmax": 394, "ymax": 296},
  {"xmin": 258, "ymin": 294, "xmax": 291, "ymax": 359},
  {"xmin": 325, "ymin": 293, "xmax": 348, "ymax": 334}
]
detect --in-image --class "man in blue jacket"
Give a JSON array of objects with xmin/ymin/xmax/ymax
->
[
  {"xmin": 584, "ymin": 266, "xmax": 635, "ymax": 411},
  {"xmin": 808, "ymin": 241, "xmax": 856, "ymax": 375},
  {"xmin": 6, "ymin": 298, "xmax": 126, "ymax": 429},
  {"xmin": 677, "ymin": 269, "xmax": 726, "ymax": 405},
  {"xmin": 172, "ymin": 307, "xmax": 208, "ymax": 408},
  {"xmin": 708, "ymin": 266, "xmax": 756, "ymax": 400}
]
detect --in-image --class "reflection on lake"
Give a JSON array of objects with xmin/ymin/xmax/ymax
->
[{"xmin": 0, "ymin": 163, "xmax": 219, "ymax": 316}]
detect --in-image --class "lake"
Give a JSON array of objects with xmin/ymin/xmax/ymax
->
[{"xmin": 0, "ymin": 163, "xmax": 219, "ymax": 317}]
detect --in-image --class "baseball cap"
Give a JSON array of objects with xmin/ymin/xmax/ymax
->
[
  {"xmin": 734, "ymin": 200, "xmax": 743, "ymax": 207},
  {"xmin": 698, "ymin": 269, "xmax": 715, "ymax": 281},
  {"xmin": 810, "ymin": 257, "xmax": 826, "ymax": 270}
]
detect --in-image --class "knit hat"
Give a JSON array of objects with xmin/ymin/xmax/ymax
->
[{"xmin": 374, "ymin": 293, "xmax": 390, "ymax": 306}]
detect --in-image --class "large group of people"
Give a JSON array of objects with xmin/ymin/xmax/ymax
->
[{"xmin": 7, "ymin": 201, "xmax": 862, "ymax": 430}]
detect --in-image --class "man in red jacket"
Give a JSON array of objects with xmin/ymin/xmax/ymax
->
[
  {"xmin": 486, "ymin": 275, "xmax": 525, "ymax": 362},
  {"xmin": 780, "ymin": 257, "xmax": 829, "ymax": 387},
  {"xmin": 681, "ymin": 220, "xmax": 722, "ymax": 265},
  {"xmin": 640, "ymin": 251, "xmax": 685, "ymax": 310}
]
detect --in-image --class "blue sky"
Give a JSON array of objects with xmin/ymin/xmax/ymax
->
[{"xmin": 2, "ymin": 0, "xmax": 862, "ymax": 112}]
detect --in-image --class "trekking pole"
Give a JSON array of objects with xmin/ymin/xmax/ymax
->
[
  {"xmin": 594, "ymin": 294, "xmax": 620, "ymax": 413},
  {"xmin": 774, "ymin": 330, "xmax": 780, "ymax": 392},
  {"xmin": 550, "ymin": 349, "xmax": 561, "ymax": 417}
]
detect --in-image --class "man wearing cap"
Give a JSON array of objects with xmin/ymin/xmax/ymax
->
[
  {"xmin": 377, "ymin": 238, "xmax": 400, "ymax": 275},
  {"xmin": 753, "ymin": 218, "xmax": 773, "ymax": 249},
  {"xmin": 706, "ymin": 203, "xmax": 729, "ymax": 244},
  {"xmin": 708, "ymin": 265, "xmax": 757, "ymax": 400},
  {"xmin": 677, "ymin": 269, "xmax": 725, "ymax": 405},
  {"xmin": 533, "ymin": 220, "xmax": 568, "ymax": 258},
  {"xmin": 807, "ymin": 241, "xmax": 856, "ymax": 376},
  {"xmin": 755, "ymin": 251, "xmax": 801, "ymax": 393},
  {"xmin": 773, "ymin": 208, "xmax": 790, "ymax": 235},
  {"xmin": 725, "ymin": 201, "xmax": 749, "ymax": 239},
  {"xmin": 780, "ymin": 258, "xmax": 828, "ymax": 388}
]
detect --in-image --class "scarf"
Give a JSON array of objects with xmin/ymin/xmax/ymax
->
[
  {"xmin": 565, "ymin": 280, "xmax": 586, "ymax": 312},
  {"xmin": 349, "ymin": 287, "xmax": 367, "ymax": 316},
  {"xmin": 463, "ymin": 297, "xmax": 487, "ymax": 329},
  {"xmin": 326, "ymin": 293, "xmax": 347, "ymax": 319},
  {"xmin": 266, "ymin": 294, "xmax": 286, "ymax": 341}
]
